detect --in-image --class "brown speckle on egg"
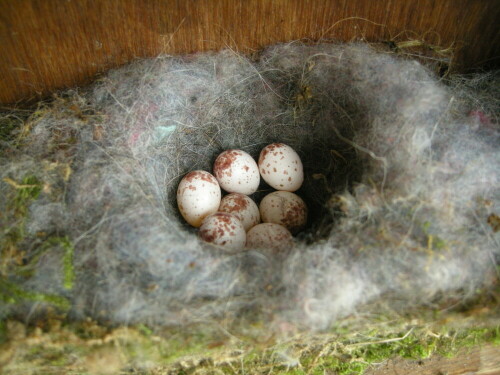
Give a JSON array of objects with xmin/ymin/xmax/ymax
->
[
  {"xmin": 218, "ymin": 193, "xmax": 260, "ymax": 232},
  {"xmin": 259, "ymin": 191, "xmax": 307, "ymax": 234},
  {"xmin": 246, "ymin": 223, "xmax": 294, "ymax": 252},
  {"xmin": 199, "ymin": 212, "xmax": 246, "ymax": 251}
]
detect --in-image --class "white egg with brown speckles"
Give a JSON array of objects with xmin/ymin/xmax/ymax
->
[
  {"xmin": 246, "ymin": 223, "xmax": 294, "ymax": 252},
  {"xmin": 258, "ymin": 143, "xmax": 303, "ymax": 191},
  {"xmin": 199, "ymin": 212, "xmax": 246, "ymax": 251},
  {"xmin": 177, "ymin": 170, "xmax": 221, "ymax": 227},
  {"xmin": 218, "ymin": 193, "xmax": 260, "ymax": 232},
  {"xmin": 213, "ymin": 149, "xmax": 260, "ymax": 195},
  {"xmin": 259, "ymin": 191, "xmax": 307, "ymax": 234}
]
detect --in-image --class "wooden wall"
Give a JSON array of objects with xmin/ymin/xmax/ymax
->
[{"xmin": 0, "ymin": 0, "xmax": 499, "ymax": 105}]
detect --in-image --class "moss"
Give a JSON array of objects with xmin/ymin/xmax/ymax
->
[
  {"xmin": 326, "ymin": 360, "xmax": 369, "ymax": 375},
  {"xmin": 0, "ymin": 279, "xmax": 70, "ymax": 310},
  {"xmin": 0, "ymin": 320, "xmax": 6, "ymax": 345},
  {"xmin": 1, "ymin": 282, "xmax": 498, "ymax": 374},
  {"xmin": 10, "ymin": 175, "xmax": 43, "ymax": 216},
  {"xmin": 435, "ymin": 326, "xmax": 500, "ymax": 358},
  {"xmin": 0, "ymin": 115, "xmax": 23, "ymax": 142},
  {"xmin": 331, "ymin": 325, "xmax": 498, "ymax": 373},
  {"xmin": 1, "ymin": 174, "xmax": 75, "ymax": 311},
  {"xmin": 1, "ymin": 175, "xmax": 42, "ymax": 258},
  {"xmin": 41, "ymin": 236, "xmax": 75, "ymax": 290},
  {"xmin": 201, "ymin": 315, "xmax": 499, "ymax": 375},
  {"xmin": 158, "ymin": 330, "xmax": 220, "ymax": 365},
  {"xmin": 165, "ymin": 321, "xmax": 496, "ymax": 375},
  {"xmin": 422, "ymin": 221, "xmax": 447, "ymax": 251},
  {"xmin": 137, "ymin": 324, "xmax": 154, "ymax": 337},
  {"xmin": 0, "ymin": 315, "xmax": 498, "ymax": 375}
]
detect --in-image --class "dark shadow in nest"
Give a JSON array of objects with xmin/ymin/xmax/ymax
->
[{"xmin": 257, "ymin": 69, "xmax": 368, "ymax": 244}]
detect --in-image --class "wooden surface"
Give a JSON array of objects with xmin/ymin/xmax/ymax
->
[
  {"xmin": 369, "ymin": 345, "xmax": 500, "ymax": 375},
  {"xmin": 0, "ymin": 0, "xmax": 499, "ymax": 105}
]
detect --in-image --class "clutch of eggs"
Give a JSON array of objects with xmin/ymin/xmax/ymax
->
[{"xmin": 177, "ymin": 144, "xmax": 306, "ymax": 251}]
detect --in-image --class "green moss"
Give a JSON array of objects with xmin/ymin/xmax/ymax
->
[
  {"xmin": 137, "ymin": 324, "xmax": 154, "ymax": 337},
  {"xmin": 436, "ymin": 327, "xmax": 500, "ymax": 358},
  {"xmin": 24, "ymin": 343, "xmax": 89, "ymax": 369},
  {"xmin": 210, "ymin": 322, "xmax": 500, "ymax": 375},
  {"xmin": 1, "ymin": 175, "xmax": 75, "ymax": 312},
  {"xmin": 0, "ymin": 278, "xmax": 70, "ymax": 310},
  {"xmin": 159, "ymin": 330, "xmax": 217, "ymax": 364},
  {"xmin": 0, "ymin": 320, "xmax": 6, "ymax": 345},
  {"xmin": 422, "ymin": 220, "xmax": 447, "ymax": 251},
  {"xmin": 492, "ymin": 326, "xmax": 500, "ymax": 345},
  {"xmin": 335, "ymin": 326, "xmax": 497, "ymax": 373},
  {"xmin": 277, "ymin": 368, "xmax": 307, "ymax": 375},
  {"xmin": 1, "ymin": 315, "xmax": 498, "ymax": 375},
  {"xmin": 330, "ymin": 360, "xmax": 369, "ymax": 375},
  {"xmin": 41, "ymin": 236, "xmax": 75, "ymax": 290},
  {"xmin": 11, "ymin": 175, "xmax": 43, "ymax": 217},
  {"xmin": 2, "ymin": 175, "xmax": 42, "ymax": 251},
  {"xmin": 0, "ymin": 115, "xmax": 22, "ymax": 142}
]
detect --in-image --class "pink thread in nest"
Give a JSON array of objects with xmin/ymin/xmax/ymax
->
[
  {"xmin": 128, "ymin": 102, "xmax": 159, "ymax": 146},
  {"xmin": 469, "ymin": 110, "xmax": 491, "ymax": 126}
]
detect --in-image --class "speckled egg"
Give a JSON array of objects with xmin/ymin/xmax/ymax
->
[
  {"xmin": 199, "ymin": 212, "xmax": 246, "ymax": 251},
  {"xmin": 213, "ymin": 149, "xmax": 260, "ymax": 195},
  {"xmin": 177, "ymin": 170, "xmax": 221, "ymax": 227},
  {"xmin": 258, "ymin": 143, "xmax": 303, "ymax": 191},
  {"xmin": 246, "ymin": 223, "xmax": 294, "ymax": 252},
  {"xmin": 218, "ymin": 193, "xmax": 260, "ymax": 232},
  {"xmin": 259, "ymin": 191, "xmax": 307, "ymax": 234}
]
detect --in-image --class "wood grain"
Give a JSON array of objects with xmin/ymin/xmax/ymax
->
[{"xmin": 0, "ymin": 0, "xmax": 499, "ymax": 105}]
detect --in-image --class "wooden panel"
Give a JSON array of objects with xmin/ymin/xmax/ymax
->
[{"xmin": 0, "ymin": 0, "xmax": 499, "ymax": 105}]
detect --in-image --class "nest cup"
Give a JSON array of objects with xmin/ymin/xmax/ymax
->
[
  {"xmin": 1, "ymin": 42, "xmax": 498, "ymax": 330},
  {"xmin": 168, "ymin": 122, "xmax": 360, "ymax": 242},
  {"xmin": 162, "ymin": 49, "xmax": 367, "ymax": 242}
]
